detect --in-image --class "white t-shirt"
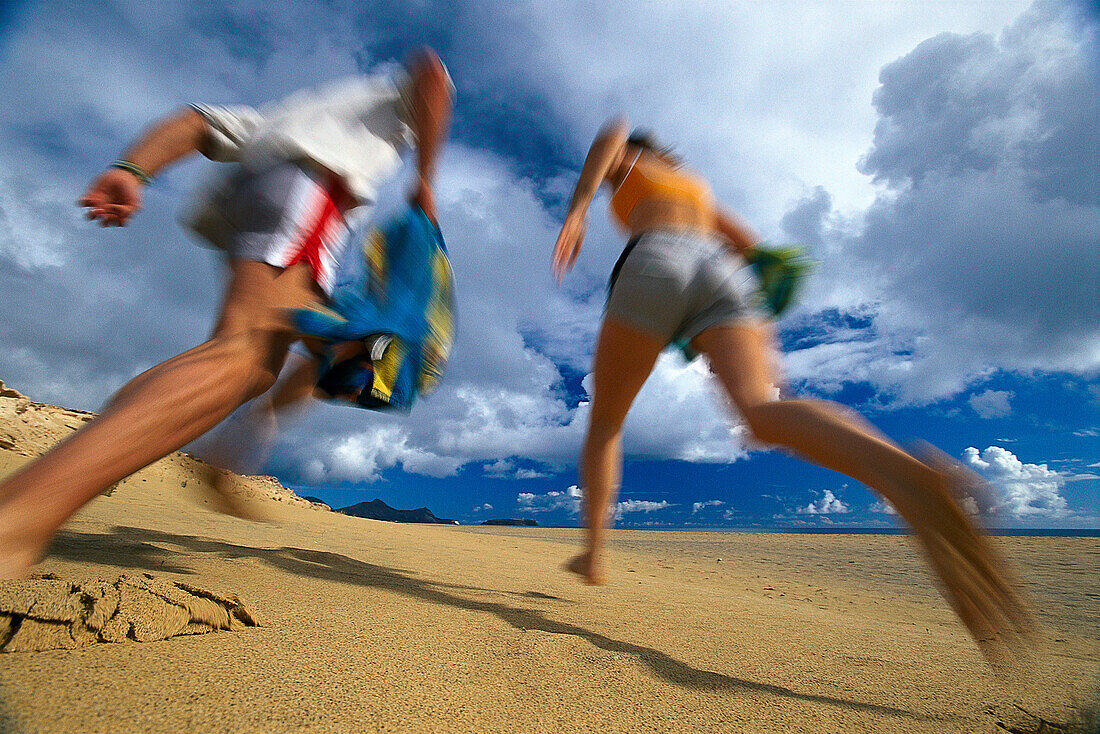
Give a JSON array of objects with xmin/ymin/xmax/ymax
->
[{"xmin": 190, "ymin": 69, "xmax": 417, "ymax": 204}]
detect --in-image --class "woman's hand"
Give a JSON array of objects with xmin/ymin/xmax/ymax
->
[
  {"xmin": 78, "ymin": 168, "xmax": 144, "ymax": 226},
  {"xmin": 552, "ymin": 211, "xmax": 587, "ymax": 283}
]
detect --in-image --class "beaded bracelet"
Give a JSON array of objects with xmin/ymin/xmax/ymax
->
[{"xmin": 110, "ymin": 160, "xmax": 153, "ymax": 185}]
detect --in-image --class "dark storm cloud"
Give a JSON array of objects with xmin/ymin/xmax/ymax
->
[
  {"xmin": 781, "ymin": 186, "xmax": 833, "ymax": 248},
  {"xmin": 809, "ymin": 0, "xmax": 1100, "ymax": 400}
]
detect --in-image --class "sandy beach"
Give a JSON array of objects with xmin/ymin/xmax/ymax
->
[{"xmin": 1, "ymin": 387, "xmax": 1097, "ymax": 733}]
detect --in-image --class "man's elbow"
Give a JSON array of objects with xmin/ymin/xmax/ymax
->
[
  {"xmin": 596, "ymin": 117, "xmax": 629, "ymax": 148},
  {"xmin": 175, "ymin": 106, "xmax": 211, "ymax": 156}
]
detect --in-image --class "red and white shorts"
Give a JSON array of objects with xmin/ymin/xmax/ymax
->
[{"xmin": 208, "ymin": 160, "xmax": 356, "ymax": 294}]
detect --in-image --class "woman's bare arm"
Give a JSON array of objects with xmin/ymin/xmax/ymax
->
[
  {"xmin": 565, "ymin": 118, "xmax": 629, "ymax": 218},
  {"xmin": 713, "ymin": 207, "xmax": 759, "ymax": 255},
  {"xmin": 552, "ymin": 119, "xmax": 629, "ymax": 282}
]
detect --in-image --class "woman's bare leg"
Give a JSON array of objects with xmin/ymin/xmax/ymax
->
[
  {"xmin": 568, "ymin": 317, "xmax": 664, "ymax": 584},
  {"xmin": 0, "ymin": 260, "xmax": 320, "ymax": 578},
  {"xmin": 692, "ymin": 322, "xmax": 1034, "ymax": 666}
]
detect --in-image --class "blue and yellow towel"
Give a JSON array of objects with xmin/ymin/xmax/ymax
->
[{"xmin": 293, "ymin": 205, "xmax": 455, "ymax": 412}]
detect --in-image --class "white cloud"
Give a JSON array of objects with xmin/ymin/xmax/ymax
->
[
  {"xmin": 692, "ymin": 499, "xmax": 724, "ymax": 514},
  {"xmin": 4, "ymin": 0, "xmax": 1091, "ymax": 493},
  {"xmin": 870, "ymin": 500, "xmax": 899, "ymax": 516},
  {"xmin": 516, "ymin": 485, "xmax": 582, "ymax": 514},
  {"xmin": 962, "ymin": 446, "xmax": 1069, "ymax": 518},
  {"xmin": 515, "ymin": 489, "xmax": 672, "ymax": 518},
  {"xmin": 483, "ymin": 460, "xmax": 515, "ymax": 477},
  {"xmin": 797, "ymin": 489, "xmax": 851, "ymax": 515},
  {"xmin": 0, "ymin": 179, "xmax": 76, "ymax": 270},
  {"xmin": 482, "ymin": 460, "xmax": 548, "ymax": 479},
  {"xmin": 794, "ymin": 2, "xmax": 1100, "ymax": 403},
  {"xmin": 968, "ymin": 389, "xmax": 1015, "ymax": 418},
  {"xmin": 300, "ymin": 426, "xmax": 467, "ymax": 483},
  {"xmin": 615, "ymin": 500, "xmax": 672, "ymax": 515}
]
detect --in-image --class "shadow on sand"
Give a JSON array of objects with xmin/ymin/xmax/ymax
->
[{"xmin": 49, "ymin": 525, "xmax": 932, "ymax": 721}]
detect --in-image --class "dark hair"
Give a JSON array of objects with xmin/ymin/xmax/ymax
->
[{"xmin": 627, "ymin": 129, "xmax": 683, "ymax": 167}]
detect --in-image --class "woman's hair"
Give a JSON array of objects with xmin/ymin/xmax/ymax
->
[{"xmin": 627, "ymin": 129, "xmax": 683, "ymax": 167}]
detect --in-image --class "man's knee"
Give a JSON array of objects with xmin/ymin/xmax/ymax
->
[{"xmin": 212, "ymin": 330, "xmax": 289, "ymax": 398}]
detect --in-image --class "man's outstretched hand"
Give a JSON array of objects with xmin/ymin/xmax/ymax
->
[{"xmin": 78, "ymin": 167, "xmax": 144, "ymax": 226}]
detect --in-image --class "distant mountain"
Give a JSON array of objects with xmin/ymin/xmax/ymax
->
[
  {"xmin": 338, "ymin": 498, "xmax": 457, "ymax": 524},
  {"xmin": 481, "ymin": 518, "xmax": 538, "ymax": 527}
]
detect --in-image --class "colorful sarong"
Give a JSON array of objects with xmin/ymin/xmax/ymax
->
[{"xmin": 293, "ymin": 205, "xmax": 455, "ymax": 412}]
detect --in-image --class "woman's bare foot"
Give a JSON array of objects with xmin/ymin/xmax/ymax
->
[
  {"xmin": 565, "ymin": 551, "xmax": 603, "ymax": 585},
  {"xmin": 884, "ymin": 462, "xmax": 1036, "ymax": 670}
]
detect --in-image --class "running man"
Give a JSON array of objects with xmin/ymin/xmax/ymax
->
[{"xmin": 0, "ymin": 48, "xmax": 453, "ymax": 578}]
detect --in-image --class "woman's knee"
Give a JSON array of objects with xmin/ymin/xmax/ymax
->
[
  {"xmin": 739, "ymin": 398, "xmax": 862, "ymax": 446},
  {"xmin": 586, "ymin": 404, "xmax": 626, "ymax": 442},
  {"xmin": 739, "ymin": 398, "xmax": 817, "ymax": 445},
  {"xmin": 739, "ymin": 401, "xmax": 783, "ymax": 445}
]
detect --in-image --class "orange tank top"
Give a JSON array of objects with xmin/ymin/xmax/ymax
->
[{"xmin": 609, "ymin": 151, "xmax": 713, "ymax": 228}]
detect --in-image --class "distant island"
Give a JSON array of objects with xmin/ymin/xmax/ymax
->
[
  {"xmin": 481, "ymin": 518, "xmax": 538, "ymax": 527},
  {"xmin": 338, "ymin": 498, "xmax": 458, "ymax": 525}
]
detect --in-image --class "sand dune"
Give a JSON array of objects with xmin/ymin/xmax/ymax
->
[
  {"xmin": 0, "ymin": 380, "xmax": 329, "ymax": 515},
  {"xmin": 0, "ymin": 380, "xmax": 1096, "ymax": 732}
]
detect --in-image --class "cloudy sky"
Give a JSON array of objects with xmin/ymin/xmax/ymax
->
[{"xmin": 1, "ymin": 0, "xmax": 1097, "ymax": 529}]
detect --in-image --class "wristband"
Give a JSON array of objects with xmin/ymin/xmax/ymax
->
[{"xmin": 111, "ymin": 160, "xmax": 153, "ymax": 185}]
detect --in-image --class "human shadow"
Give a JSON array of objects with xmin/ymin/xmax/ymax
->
[{"xmin": 49, "ymin": 525, "xmax": 931, "ymax": 721}]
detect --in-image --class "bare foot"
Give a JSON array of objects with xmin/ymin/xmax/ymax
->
[
  {"xmin": 565, "ymin": 552, "xmax": 603, "ymax": 585},
  {"xmin": 192, "ymin": 462, "xmax": 276, "ymax": 522},
  {"xmin": 883, "ymin": 461, "xmax": 1037, "ymax": 671},
  {"xmin": 0, "ymin": 520, "xmax": 49, "ymax": 579}
]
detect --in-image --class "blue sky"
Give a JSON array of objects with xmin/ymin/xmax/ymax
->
[{"xmin": 0, "ymin": 0, "xmax": 1097, "ymax": 529}]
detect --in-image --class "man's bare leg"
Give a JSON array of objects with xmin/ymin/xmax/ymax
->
[{"xmin": 0, "ymin": 260, "xmax": 320, "ymax": 578}]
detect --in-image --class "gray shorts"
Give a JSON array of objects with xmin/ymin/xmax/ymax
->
[
  {"xmin": 186, "ymin": 160, "xmax": 354, "ymax": 292},
  {"xmin": 605, "ymin": 229, "xmax": 767, "ymax": 347}
]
